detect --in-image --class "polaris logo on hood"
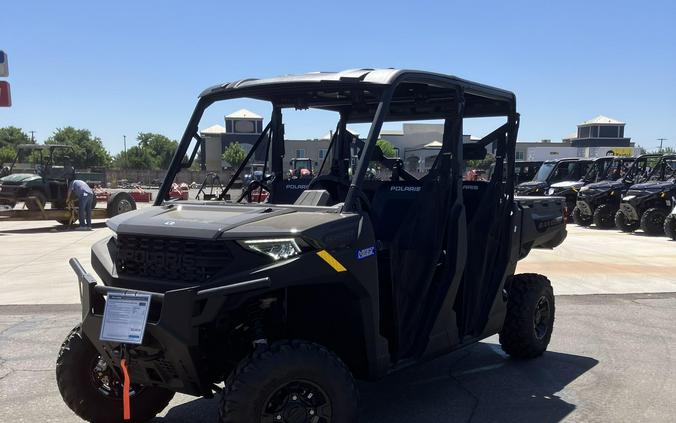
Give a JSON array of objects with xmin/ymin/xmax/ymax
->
[{"xmin": 390, "ymin": 186, "xmax": 421, "ymax": 192}]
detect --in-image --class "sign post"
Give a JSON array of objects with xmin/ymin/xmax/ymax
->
[
  {"xmin": 0, "ymin": 51, "xmax": 10, "ymax": 107},
  {"xmin": 0, "ymin": 81, "xmax": 11, "ymax": 107},
  {"xmin": 0, "ymin": 51, "xmax": 7, "ymax": 77}
]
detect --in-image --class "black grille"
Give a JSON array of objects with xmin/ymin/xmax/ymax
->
[{"xmin": 116, "ymin": 235, "xmax": 233, "ymax": 284}]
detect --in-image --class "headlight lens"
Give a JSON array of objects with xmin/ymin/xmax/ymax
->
[
  {"xmin": 579, "ymin": 186, "xmax": 589, "ymax": 192},
  {"xmin": 242, "ymin": 238, "xmax": 301, "ymax": 261},
  {"xmin": 547, "ymin": 188, "xmax": 556, "ymax": 195},
  {"xmin": 623, "ymin": 195, "xmax": 635, "ymax": 201}
]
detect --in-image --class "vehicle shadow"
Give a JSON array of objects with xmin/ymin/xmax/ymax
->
[
  {"xmin": 155, "ymin": 341, "xmax": 598, "ymax": 423},
  {"xmin": 0, "ymin": 222, "xmax": 108, "ymax": 234}
]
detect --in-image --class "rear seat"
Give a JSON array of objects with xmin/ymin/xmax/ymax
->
[{"xmin": 368, "ymin": 182, "xmax": 423, "ymax": 243}]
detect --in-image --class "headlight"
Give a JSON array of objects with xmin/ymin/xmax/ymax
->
[
  {"xmin": 623, "ymin": 195, "xmax": 635, "ymax": 201},
  {"xmin": 242, "ymin": 238, "xmax": 302, "ymax": 261},
  {"xmin": 579, "ymin": 186, "xmax": 589, "ymax": 192},
  {"xmin": 547, "ymin": 188, "xmax": 556, "ymax": 195}
]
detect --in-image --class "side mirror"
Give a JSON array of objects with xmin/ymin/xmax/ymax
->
[{"xmin": 463, "ymin": 143, "xmax": 487, "ymax": 161}]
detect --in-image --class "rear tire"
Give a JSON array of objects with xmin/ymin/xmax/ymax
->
[
  {"xmin": 572, "ymin": 206, "xmax": 592, "ymax": 227},
  {"xmin": 107, "ymin": 192, "xmax": 136, "ymax": 217},
  {"xmin": 615, "ymin": 210, "xmax": 638, "ymax": 232},
  {"xmin": 664, "ymin": 214, "xmax": 676, "ymax": 240},
  {"xmin": 220, "ymin": 340, "xmax": 358, "ymax": 423},
  {"xmin": 500, "ymin": 273, "xmax": 555, "ymax": 359},
  {"xmin": 640, "ymin": 207, "xmax": 668, "ymax": 236},
  {"xmin": 593, "ymin": 204, "xmax": 617, "ymax": 229},
  {"xmin": 56, "ymin": 326, "xmax": 174, "ymax": 423}
]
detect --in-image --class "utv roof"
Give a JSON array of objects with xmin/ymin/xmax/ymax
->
[
  {"xmin": 198, "ymin": 69, "xmax": 516, "ymax": 121},
  {"xmin": 542, "ymin": 157, "xmax": 591, "ymax": 163}
]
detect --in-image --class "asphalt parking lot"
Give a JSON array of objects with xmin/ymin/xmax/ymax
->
[{"xmin": 1, "ymin": 221, "xmax": 675, "ymax": 422}]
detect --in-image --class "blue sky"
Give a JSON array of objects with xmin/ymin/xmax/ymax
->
[{"xmin": 1, "ymin": 0, "xmax": 674, "ymax": 154}]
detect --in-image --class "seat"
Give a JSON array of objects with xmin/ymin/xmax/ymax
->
[{"xmin": 368, "ymin": 181, "xmax": 423, "ymax": 243}]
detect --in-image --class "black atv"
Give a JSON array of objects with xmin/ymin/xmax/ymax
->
[
  {"xmin": 56, "ymin": 69, "xmax": 566, "ymax": 423},
  {"xmin": 549, "ymin": 156, "xmax": 633, "ymax": 218},
  {"xmin": 575, "ymin": 154, "xmax": 660, "ymax": 228},
  {"xmin": 515, "ymin": 158, "xmax": 592, "ymax": 204},
  {"xmin": 615, "ymin": 154, "xmax": 676, "ymax": 235}
]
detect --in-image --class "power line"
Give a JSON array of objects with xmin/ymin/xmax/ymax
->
[{"xmin": 657, "ymin": 138, "xmax": 667, "ymax": 151}]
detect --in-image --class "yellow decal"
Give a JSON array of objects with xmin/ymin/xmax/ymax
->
[{"xmin": 316, "ymin": 250, "xmax": 347, "ymax": 272}]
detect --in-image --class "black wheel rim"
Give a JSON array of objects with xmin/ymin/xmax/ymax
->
[
  {"xmin": 117, "ymin": 199, "xmax": 133, "ymax": 214},
  {"xmin": 261, "ymin": 379, "xmax": 332, "ymax": 423},
  {"xmin": 533, "ymin": 296, "xmax": 551, "ymax": 340}
]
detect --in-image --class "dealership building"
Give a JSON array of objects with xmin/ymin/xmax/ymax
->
[{"xmin": 200, "ymin": 111, "xmax": 636, "ymax": 171}]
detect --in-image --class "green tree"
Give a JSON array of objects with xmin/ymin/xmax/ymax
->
[
  {"xmin": 136, "ymin": 132, "xmax": 178, "ymax": 169},
  {"xmin": 635, "ymin": 145, "xmax": 647, "ymax": 155},
  {"xmin": 376, "ymin": 138, "xmax": 397, "ymax": 158},
  {"xmin": 115, "ymin": 146, "xmax": 156, "ymax": 169},
  {"xmin": 466, "ymin": 153, "xmax": 496, "ymax": 170},
  {"xmin": 0, "ymin": 146, "xmax": 16, "ymax": 165},
  {"xmin": 222, "ymin": 142, "xmax": 246, "ymax": 169},
  {"xmin": 45, "ymin": 127, "xmax": 111, "ymax": 169},
  {"xmin": 0, "ymin": 126, "xmax": 32, "ymax": 148}
]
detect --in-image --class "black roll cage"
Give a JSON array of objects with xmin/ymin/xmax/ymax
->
[{"xmin": 157, "ymin": 71, "xmax": 518, "ymax": 210}]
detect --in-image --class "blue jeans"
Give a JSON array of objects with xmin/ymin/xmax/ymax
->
[{"xmin": 78, "ymin": 194, "xmax": 92, "ymax": 227}]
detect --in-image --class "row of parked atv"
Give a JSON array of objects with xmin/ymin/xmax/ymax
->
[{"xmin": 515, "ymin": 154, "xmax": 676, "ymax": 240}]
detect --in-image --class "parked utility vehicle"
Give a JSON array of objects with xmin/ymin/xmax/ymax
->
[
  {"xmin": 664, "ymin": 205, "xmax": 676, "ymax": 240},
  {"xmin": 56, "ymin": 69, "xmax": 566, "ymax": 423},
  {"xmin": 515, "ymin": 157, "xmax": 592, "ymax": 198},
  {"xmin": 575, "ymin": 154, "xmax": 659, "ymax": 228},
  {"xmin": 549, "ymin": 156, "xmax": 632, "ymax": 215},
  {"xmin": 615, "ymin": 154, "xmax": 676, "ymax": 234}
]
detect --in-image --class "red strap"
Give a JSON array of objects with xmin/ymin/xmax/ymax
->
[{"xmin": 120, "ymin": 358, "xmax": 131, "ymax": 420}]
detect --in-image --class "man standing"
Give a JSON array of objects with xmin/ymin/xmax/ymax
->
[{"xmin": 67, "ymin": 179, "xmax": 94, "ymax": 230}]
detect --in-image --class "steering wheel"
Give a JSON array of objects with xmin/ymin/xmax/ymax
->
[
  {"xmin": 308, "ymin": 175, "xmax": 371, "ymax": 212},
  {"xmin": 238, "ymin": 180, "xmax": 271, "ymax": 203}
]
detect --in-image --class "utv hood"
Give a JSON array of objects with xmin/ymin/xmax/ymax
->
[
  {"xmin": 585, "ymin": 180, "xmax": 624, "ymax": 191},
  {"xmin": 550, "ymin": 180, "xmax": 584, "ymax": 190},
  {"xmin": 516, "ymin": 181, "xmax": 546, "ymax": 193},
  {"xmin": 106, "ymin": 202, "xmax": 349, "ymax": 240},
  {"xmin": 629, "ymin": 181, "xmax": 674, "ymax": 192},
  {"xmin": 0, "ymin": 173, "xmax": 41, "ymax": 184}
]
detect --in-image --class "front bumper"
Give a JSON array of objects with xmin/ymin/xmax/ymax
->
[
  {"xmin": 70, "ymin": 257, "xmax": 270, "ymax": 397},
  {"xmin": 619, "ymin": 202, "xmax": 640, "ymax": 222}
]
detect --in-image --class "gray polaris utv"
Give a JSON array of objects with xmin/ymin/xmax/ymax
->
[{"xmin": 56, "ymin": 69, "xmax": 566, "ymax": 423}]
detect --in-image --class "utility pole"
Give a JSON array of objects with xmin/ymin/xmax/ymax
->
[
  {"xmin": 123, "ymin": 135, "xmax": 127, "ymax": 169},
  {"xmin": 657, "ymin": 138, "xmax": 667, "ymax": 152}
]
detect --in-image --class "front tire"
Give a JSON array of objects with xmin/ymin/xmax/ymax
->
[
  {"xmin": 572, "ymin": 206, "xmax": 592, "ymax": 227},
  {"xmin": 220, "ymin": 340, "xmax": 358, "ymax": 423},
  {"xmin": 593, "ymin": 204, "xmax": 617, "ymax": 229},
  {"xmin": 665, "ymin": 214, "xmax": 676, "ymax": 240},
  {"xmin": 640, "ymin": 207, "xmax": 668, "ymax": 235},
  {"xmin": 500, "ymin": 273, "xmax": 555, "ymax": 359},
  {"xmin": 615, "ymin": 210, "xmax": 638, "ymax": 232},
  {"xmin": 56, "ymin": 326, "xmax": 175, "ymax": 423}
]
